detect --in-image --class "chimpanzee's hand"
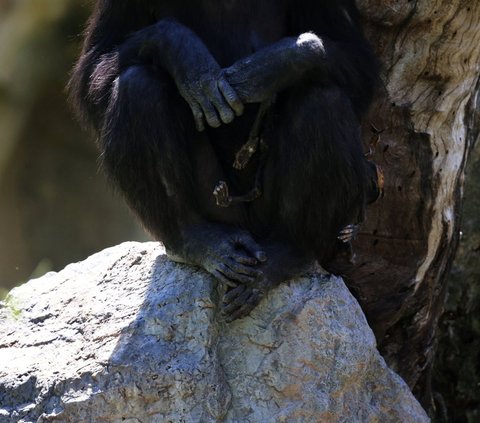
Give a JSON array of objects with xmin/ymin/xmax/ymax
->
[
  {"xmin": 174, "ymin": 62, "xmax": 244, "ymax": 131},
  {"xmin": 157, "ymin": 19, "xmax": 244, "ymax": 131}
]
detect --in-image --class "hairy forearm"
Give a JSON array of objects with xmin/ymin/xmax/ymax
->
[
  {"xmin": 223, "ymin": 33, "xmax": 330, "ymax": 103},
  {"xmin": 224, "ymin": 31, "xmax": 379, "ymax": 110},
  {"xmin": 86, "ymin": 18, "xmax": 214, "ymax": 95},
  {"xmin": 83, "ymin": 19, "xmax": 202, "ymax": 111},
  {"xmin": 85, "ymin": 18, "xmax": 243, "ymax": 131},
  {"xmin": 91, "ymin": 28, "xmax": 325, "ymax": 99}
]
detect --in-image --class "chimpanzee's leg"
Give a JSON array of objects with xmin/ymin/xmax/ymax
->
[
  {"xmin": 270, "ymin": 85, "xmax": 368, "ymax": 258},
  {"xmin": 100, "ymin": 65, "xmax": 266, "ymax": 284},
  {"xmin": 222, "ymin": 84, "xmax": 369, "ymax": 320}
]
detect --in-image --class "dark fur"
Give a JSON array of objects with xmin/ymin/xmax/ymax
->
[{"xmin": 70, "ymin": 0, "xmax": 379, "ymax": 319}]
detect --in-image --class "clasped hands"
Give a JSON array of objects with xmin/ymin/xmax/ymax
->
[{"xmin": 171, "ymin": 35, "xmax": 319, "ymax": 131}]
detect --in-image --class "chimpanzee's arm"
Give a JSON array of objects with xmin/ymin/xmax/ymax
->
[
  {"xmin": 224, "ymin": 0, "xmax": 379, "ymax": 117},
  {"xmin": 223, "ymin": 35, "xmax": 329, "ymax": 103},
  {"xmin": 122, "ymin": 19, "xmax": 244, "ymax": 131},
  {"xmin": 70, "ymin": 3, "xmax": 242, "ymax": 132}
]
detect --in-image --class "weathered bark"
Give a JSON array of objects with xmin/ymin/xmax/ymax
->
[{"xmin": 339, "ymin": 0, "xmax": 480, "ymax": 414}]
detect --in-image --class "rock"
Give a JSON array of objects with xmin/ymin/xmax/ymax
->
[{"xmin": 0, "ymin": 242, "xmax": 429, "ymax": 423}]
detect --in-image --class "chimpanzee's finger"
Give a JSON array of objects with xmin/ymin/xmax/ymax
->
[
  {"xmin": 223, "ymin": 285, "xmax": 246, "ymax": 304},
  {"xmin": 188, "ymin": 100, "xmax": 205, "ymax": 132},
  {"xmin": 218, "ymin": 264, "xmax": 256, "ymax": 285},
  {"xmin": 197, "ymin": 97, "xmax": 221, "ymax": 128},
  {"xmin": 235, "ymin": 233, "xmax": 267, "ymax": 262},
  {"xmin": 226, "ymin": 289, "xmax": 262, "ymax": 322},
  {"xmin": 227, "ymin": 256, "xmax": 263, "ymax": 278},
  {"xmin": 212, "ymin": 270, "xmax": 237, "ymax": 288},
  {"xmin": 207, "ymin": 83, "xmax": 235, "ymax": 124},
  {"xmin": 222, "ymin": 288, "xmax": 251, "ymax": 315},
  {"xmin": 218, "ymin": 77, "xmax": 244, "ymax": 117},
  {"xmin": 226, "ymin": 258, "xmax": 263, "ymax": 278},
  {"xmin": 230, "ymin": 254, "xmax": 258, "ymax": 266}
]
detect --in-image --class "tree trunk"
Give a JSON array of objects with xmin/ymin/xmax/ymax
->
[
  {"xmin": 342, "ymin": 0, "xmax": 480, "ymax": 415},
  {"xmin": 433, "ymin": 137, "xmax": 480, "ymax": 421}
]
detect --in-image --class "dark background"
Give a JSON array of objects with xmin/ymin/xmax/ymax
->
[{"xmin": 0, "ymin": 2, "xmax": 147, "ymax": 297}]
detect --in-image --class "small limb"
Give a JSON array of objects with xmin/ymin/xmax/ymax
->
[
  {"xmin": 233, "ymin": 98, "xmax": 274, "ymax": 170},
  {"xmin": 221, "ymin": 285, "xmax": 264, "ymax": 322},
  {"xmin": 213, "ymin": 181, "xmax": 232, "ymax": 207},
  {"xmin": 335, "ymin": 225, "xmax": 359, "ymax": 265},
  {"xmin": 338, "ymin": 224, "xmax": 359, "ymax": 243},
  {"xmin": 233, "ymin": 137, "xmax": 260, "ymax": 170},
  {"xmin": 213, "ymin": 181, "xmax": 262, "ymax": 207},
  {"xmin": 215, "ymin": 143, "xmax": 266, "ymax": 208},
  {"xmin": 229, "ymin": 186, "xmax": 262, "ymax": 204}
]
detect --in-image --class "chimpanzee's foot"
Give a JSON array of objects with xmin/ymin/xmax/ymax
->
[
  {"xmin": 222, "ymin": 284, "xmax": 265, "ymax": 322},
  {"xmin": 170, "ymin": 223, "xmax": 267, "ymax": 288},
  {"xmin": 221, "ymin": 242, "xmax": 314, "ymax": 322}
]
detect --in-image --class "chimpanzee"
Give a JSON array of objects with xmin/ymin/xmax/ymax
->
[{"xmin": 69, "ymin": 0, "xmax": 380, "ymax": 321}]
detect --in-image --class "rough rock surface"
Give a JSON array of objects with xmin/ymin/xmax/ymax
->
[{"xmin": 0, "ymin": 242, "xmax": 429, "ymax": 423}]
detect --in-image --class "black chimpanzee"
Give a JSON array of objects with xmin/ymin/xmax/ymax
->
[{"xmin": 70, "ymin": 0, "xmax": 380, "ymax": 321}]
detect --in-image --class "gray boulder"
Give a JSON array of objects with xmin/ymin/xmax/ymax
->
[{"xmin": 0, "ymin": 242, "xmax": 429, "ymax": 422}]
